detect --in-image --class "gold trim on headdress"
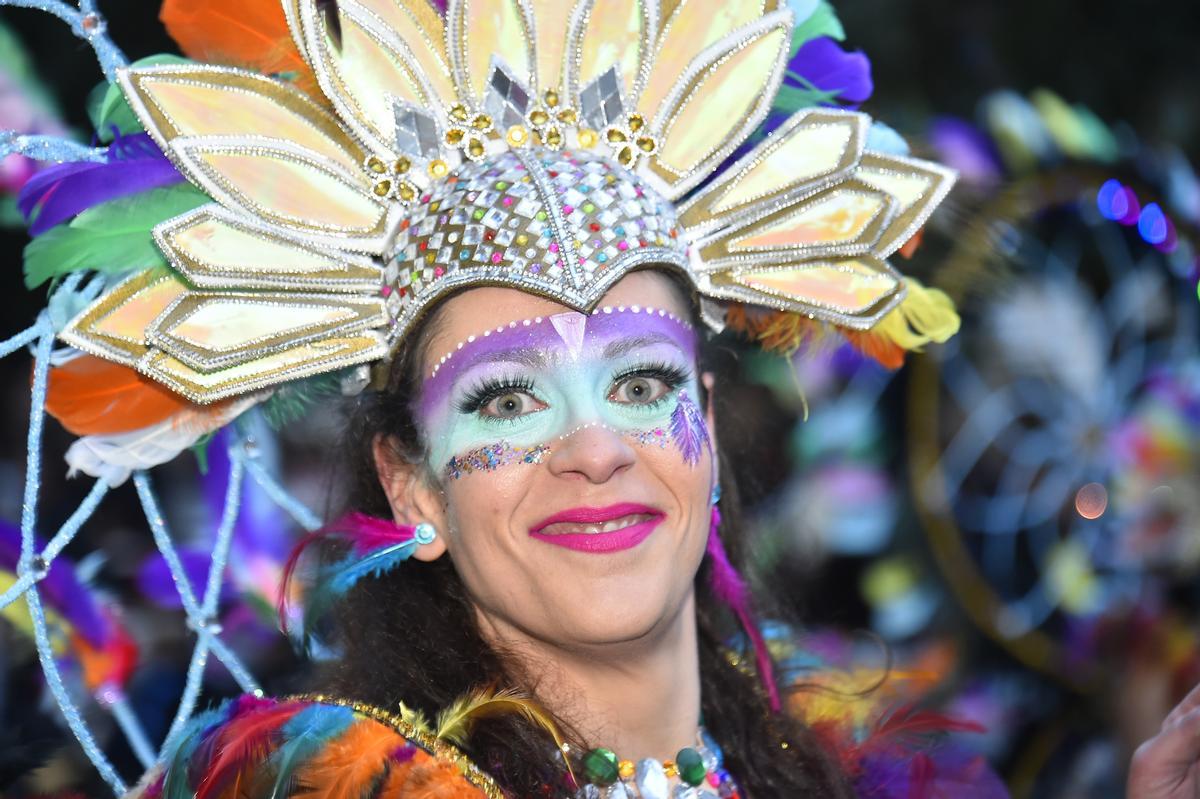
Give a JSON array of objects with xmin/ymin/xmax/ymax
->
[{"xmin": 62, "ymin": 0, "xmax": 957, "ymax": 404}]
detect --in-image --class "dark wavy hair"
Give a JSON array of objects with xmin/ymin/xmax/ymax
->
[{"xmin": 315, "ymin": 271, "xmax": 855, "ymax": 797}]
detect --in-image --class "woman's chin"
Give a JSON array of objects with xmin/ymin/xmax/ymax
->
[{"xmin": 538, "ymin": 579, "xmax": 690, "ymax": 648}]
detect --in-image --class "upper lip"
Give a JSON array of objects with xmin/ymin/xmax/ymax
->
[{"xmin": 529, "ymin": 503, "xmax": 663, "ymax": 534}]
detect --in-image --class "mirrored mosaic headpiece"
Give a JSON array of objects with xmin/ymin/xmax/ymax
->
[{"xmin": 57, "ymin": 0, "xmax": 959, "ymax": 405}]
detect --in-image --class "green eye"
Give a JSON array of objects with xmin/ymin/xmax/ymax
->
[
  {"xmin": 483, "ymin": 391, "xmax": 540, "ymax": 419},
  {"xmin": 610, "ymin": 375, "xmax": 670, "ymax": 405}
]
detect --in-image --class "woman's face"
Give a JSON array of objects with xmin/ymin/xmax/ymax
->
[{"xmin": 396, "ymin": 270, "xmax": 716, "ymax": 652}]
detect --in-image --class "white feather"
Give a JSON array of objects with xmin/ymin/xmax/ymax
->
[{"xmin": 65, "ymin": 394, "xmax": 264, "ymax": 486}]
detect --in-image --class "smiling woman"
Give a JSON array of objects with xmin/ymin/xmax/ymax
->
[
  {"xmin": 2, "ymin": 0, "xmax": 1036, "ymax": 797},
  {"xmin": 308, "ymin": 268, "xmax": 862, "ymax": 796}
]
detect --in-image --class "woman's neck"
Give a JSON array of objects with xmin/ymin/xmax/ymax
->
[{"xmin": 476, "ymin": 591, "xmax": 702, "ymax": 762}]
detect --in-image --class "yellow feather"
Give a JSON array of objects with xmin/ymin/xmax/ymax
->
[
  {"xmin": 871, "ymin": 277, "xmax": 961, "ymax": 352},
  {"xmin": 435, "ymin": 687, "xmax": 566, "ymax": 752},
  {"xmin": 398, "ymin": 701, "xmax": 432, "ymax": 736},
  {"xmin": 433, "ymin": 687, "xmax": 579, "ymax": 785}
]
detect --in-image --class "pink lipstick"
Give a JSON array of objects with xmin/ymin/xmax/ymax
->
[{"xmin": 529, "ymin": 503, "xmax": 664, "ymax": 553}]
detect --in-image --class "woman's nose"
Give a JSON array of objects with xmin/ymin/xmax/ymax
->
[{"xmin": 546, "ymin": 422, "xmax": 637, "ymax": 484}]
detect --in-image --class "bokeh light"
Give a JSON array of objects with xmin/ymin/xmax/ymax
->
[{"xmin": 1074, "ymin": 482, "xmax": 1109, "ymax": 520}]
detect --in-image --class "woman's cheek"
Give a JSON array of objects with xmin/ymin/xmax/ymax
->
[{"xmin": 432, "ymin": 410, "xmax": 559, "ymax": 481}]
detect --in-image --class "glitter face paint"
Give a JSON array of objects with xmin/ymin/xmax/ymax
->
[
  {"xmin": 418, "ymin": 306, "xmax": 705, "ymax": 478},
  {"xmin": 444, "ymin": 442, "xmax": 552, "ymax": 480}
]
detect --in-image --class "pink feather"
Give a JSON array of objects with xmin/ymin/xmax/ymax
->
[
  {"xmin": 706, "ymin": 506, "xmax": 781, "ymax": 712},
  {"xmin": 277, "ymin": 513, "xmax": 416, "ymax": 632}
]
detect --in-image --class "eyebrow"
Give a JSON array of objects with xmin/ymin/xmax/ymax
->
[
  {"xmin": 454, "ymin": 346, "xmax": 549, "ymax": 374},
  {"xmin": 601, "ymin": 332, "xmax": 693, "ymax": 360}
]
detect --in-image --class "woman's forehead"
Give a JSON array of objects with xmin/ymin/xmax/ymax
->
[{"xmin": 421, "ymin": 270, "xmax": 692, "ymax": 370}]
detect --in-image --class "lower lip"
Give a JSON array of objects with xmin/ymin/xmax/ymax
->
[{"xmin": 530, "ymin": 516, "xmax": 663, "ymax": 553}]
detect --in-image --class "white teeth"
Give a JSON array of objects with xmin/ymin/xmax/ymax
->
[{"xmin": 543, "ymin": 513, "xmax": 651, "ymax": 535}]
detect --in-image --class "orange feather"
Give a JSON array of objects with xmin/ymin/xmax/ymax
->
[
  {"xmin": 160, "ymin": 0, "xmax": 317, "ymax": 94},
  {"xmin": 293, "ymin": 719, "xmax": 408, "ymax": 799},
  {"xmin": 45, "ymin": 355, "xmax": 194, "ymax": 436},
  {"xmin": 843, "ymin": 329, "xmax": 907, "ymax": 369},
  {"xmin": 387, "ymin": 755, "xmax": 484, "ymax": 799}
]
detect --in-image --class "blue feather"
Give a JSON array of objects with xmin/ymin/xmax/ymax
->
[
  {"xmin": 162, "ymin": 704, "xmax": 230, "ymax": 799},
  {"xmin": 301, "ymin": 544, "xmax": 416, "ymax": 639},
  {"xmin": 269, "ymin": 704, "xmax": 356, "ymax": 799}
]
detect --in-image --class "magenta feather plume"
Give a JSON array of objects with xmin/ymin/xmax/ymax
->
[
  {"xmin": 706, "ymin": 507, "xmax": 781, "ymax": 712},
  {"xmin": 195, "ymin": 698, "xmax": 303, "ymax": 799}
]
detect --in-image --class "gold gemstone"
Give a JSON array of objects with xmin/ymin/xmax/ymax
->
[
  {"xmin": 393, "ymin": 156, "xmax": 411, "ymax": 174},
  {"xmin": 449, "ymin": 103, "xmax": 469, "ymax": 122},
  {"xmin": 506, "ymin": 125, "xmax": 529, "ymax": 146},
  {"xmin": 606, "ymin": 127, "xmax": 628, "ymax": 143},
  {"xmin": 467, "ymin": 137, "xmax": 485, "ymax": 159},
  {"xmin": 636, "ymin": 136, "xmax": 657, "ymax": 153},
  {"xmin": 471, "ymin": 113, "xmax": 492, "ymax": 131},
  {"xmin": 446, "ymin": 128, "xmax": 465, "ymax": 145},
  {"xmin": 577, "ymin": 128, "xmax": 599, "ymax": 148},
  {"xmin": 617, "ymin": 146, "xmax": 634, "ymax": 167},
  {"xmin": 618, "ymin": 760, "xmax": 635, "ymax": 780},
  {"xmin": 365, "ymin": 155, "xmax": 387, "ymax": 174},
  {"xmin": 544, "ymin": 89, "xmax": 559, "ymax": 108},
  {"xmin": 663, "ymin": 761, "xmax": 677, "ymax": 778},
  {"xmin": 530, "ymin": 108, "xmax": 549, "ymax": 126},
  {"xmin": 428, "ymin": 159, "xmax": 449, "ymax": 178},
  {"xmin": 628, "ymin": 113, "xmax": 645, "ymax": 132},
  {"xmin": 373, "ymin": 179, "xmax": 392, "ymax": 197},
  {"xmin": 557, "ymin": 108, "xmax": 578, "ymax": 125},
  {"xmin": 397, "ymin": 181, "xmax": 417, "ymax": 201},
  {"xmin": 545, "ymin": 127, "xmax": 563, "ymax": 148},
  {"xmin": 515, "ymin": 234, "xmax": 528, "ymax": 245}
]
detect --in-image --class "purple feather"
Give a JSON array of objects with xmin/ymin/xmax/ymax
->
[
  {"xmin": 785, "ymin": 36, "xmax": 874, "ymax": 107},
  {"xmin": 0, "ymin": 520, "xmax": 110, "ymax": 647},
  {"xmin": 137, "ymin": 548, "xmax": 235, "ymax": 609},
  {"xmin": 856, "ymin": 746, "xmax": 1009, "ymax": 799},
  {"xmin": 669, "ymin": 390, "xmax": 710, "ymax": 467},
  {"xmin": 706, "ymin": 509, "xmax": 781, "ymax": 711},
  {"xmin": 18, "ymin": 132, "xmax": 183, "ymax": 235}
]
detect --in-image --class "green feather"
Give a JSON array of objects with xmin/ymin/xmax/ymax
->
[
  {"xmin": 793, "ymin": 1, "xmax": 845, "ymax": 48},
  {"xmin": 22, "ymin": 184, "xmax": 208, "ymax": 289},
  {"xmin": 87, "ymin": 54, "xmax": 192, "ymax": 142},
  {"xmin": 260, "ymin": 371, "xmax": 347, "ymax": 429}
]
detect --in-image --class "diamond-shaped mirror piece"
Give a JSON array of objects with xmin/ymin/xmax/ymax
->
[
  {"xmin": 482, "ymin": 58, "xmax": 532, "ymax": 130},
  {"xmin": 580, "ymin": 67, "xmax": 626, "ymax": 131},
  {"xmin": 393, "ymin": 100, "xmax": 442, "ymax": 159}
]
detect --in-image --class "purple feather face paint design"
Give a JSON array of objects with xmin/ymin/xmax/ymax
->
[
  {"xmin": 444, "ymin": 441, "xmax": 551, "ymax": 480},
  {"xmin": 669, "ymin": 389, "xmax": 710, "ymax": 467}
]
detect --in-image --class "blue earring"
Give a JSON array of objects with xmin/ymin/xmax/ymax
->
[
  {"xmin": 710, "ymin": 484, "xmax": 721, "ymax": 506},
  {"xmin": 413, "ymin": 522, "xmax": 437, "ymax": 545}
]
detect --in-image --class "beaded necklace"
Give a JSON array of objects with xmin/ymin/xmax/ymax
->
[{"xmin": 568, "ymin": 728, "xmax": 742, "ymax": 799}]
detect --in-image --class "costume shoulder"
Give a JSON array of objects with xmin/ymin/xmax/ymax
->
[
  {"xmin": 143, "ymin": 694, "xmax": 499, "ymax": 799},
  {"xmin": 771, "ymin": 627, "xmax": 1011, "ymax": 799}
]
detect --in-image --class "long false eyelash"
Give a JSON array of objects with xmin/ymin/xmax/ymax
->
[
  {"xmin": 612, "ymin": 361, "xmax": 691, "ymax": 388},
  {"xmin": 455, "ymin": 375, "xmax": 536, "ymax": 414},
  {"xmin": 610, "ymin": 362, "xmax": 692, "ymax": 410}
]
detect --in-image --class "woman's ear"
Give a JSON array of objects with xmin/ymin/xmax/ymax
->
[{"xmin": 372, "ymin": 433, "xmax": 448, "ymax": 562}]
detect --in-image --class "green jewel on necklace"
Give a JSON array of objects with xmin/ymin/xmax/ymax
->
[{"xmin": 571, "ymin": 728, "xmax": 732, "ymax": 799}]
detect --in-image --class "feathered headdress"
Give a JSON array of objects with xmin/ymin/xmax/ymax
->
[{"xmin": 28, "ymin": 0, "xmax": 955, "ymax": 427}]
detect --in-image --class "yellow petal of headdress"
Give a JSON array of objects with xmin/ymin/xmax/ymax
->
[{"xmin": 60, "ymin": 0, "xmax": 957, "ymax": 405}]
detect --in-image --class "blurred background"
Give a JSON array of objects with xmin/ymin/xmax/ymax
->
[{"xmin": 0, "ymin": 1, "xmax": 1198, "ymax": 797}]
